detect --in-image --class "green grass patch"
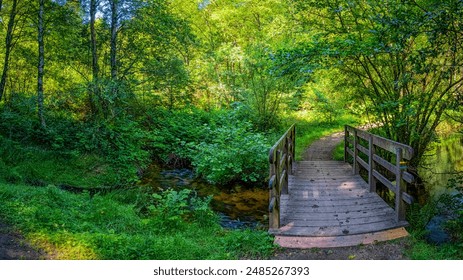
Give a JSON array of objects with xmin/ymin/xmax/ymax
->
[
  {"xmin": 0, "ymin": 183, "xmax": 275, "ymax": 260},
  {"xmin": 332, "ymin": 141, "xmax": 345, "ymax": 161},
  {"xmin": 0, "ymin": 136, "xmax": 119, "ymax": 188}
]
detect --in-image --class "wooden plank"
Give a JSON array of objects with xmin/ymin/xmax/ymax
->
[
  {"xmin": 274, "ymin": 219, "xmax": 405, "ymax": 237},
  {"xmin": 356, "ymin": 156, "xmax": 369, "ymax": 170},
  {"xmin": 273, "ymin": 227, "xmax": 409, "ymax": 248},
  {"xmin": 280, "ymin": 204, "xmax": 392, "ymax": 215},
  {"xmin": 403, "ymin": 171, "xmax": 415, "ymax": 184},
  {"xmin": 282, "ymin": 207, "xmax": 395, "ymax": 221},
  {"xmin": 356, "ymin": 144, "xmax": 369, "ymax": 156},
  {"xmin": 345, "ymin": 125, "xmax": 413, "ymax": 160},
  {"xmin": 281, "ymin": 213, "xmax": 396, "ymax": 227},
  {"xmin": 281, "ymin": 198, "xmax": 390, "ymax": 208},
  {"xmin": 281, "ymin": 193, "xmax": 381, "ymax": 202},
  {"xmin": 372, "ymin": 170, "xmax": 395, "ymax": 192},
  {"xmin": 373, "ymin": 154, "xmax": 397, "ymax": 174}
]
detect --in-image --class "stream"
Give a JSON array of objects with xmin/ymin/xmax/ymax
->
[{"xmin": 140, "ymin": 164, "xmax": 268, "ymax": 229}]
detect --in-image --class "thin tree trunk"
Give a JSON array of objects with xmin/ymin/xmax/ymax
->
[
  {"xmin": 90, "ymin": 0, "xmax": 99, "ymax": 81},
  {"xmin": 37, "ymin": 0, "xmax": 46, "ymax": 128},
  {"xmin": 89, "ymin": 0, "xmax": 99, "ymax": 117},
  {"xmin": 0, "ymin": 0, "xmax": 18, "ymax": 101},
  {"xmin": 110, "ymin": 0, "xmax": 118, "ymax": 81}
]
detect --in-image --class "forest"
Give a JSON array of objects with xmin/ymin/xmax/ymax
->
[{"xmin": 0, "ymin": 0, "xmax": 462, "ymax": 259}]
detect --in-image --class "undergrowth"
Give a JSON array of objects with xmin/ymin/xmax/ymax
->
[
  {"xmin": 0, "ymin": 183, "xmax": 275, "ymax": 260},
  {"xmin": 405, "ymin": 173, "xmax": 463, "ymax": 259}
]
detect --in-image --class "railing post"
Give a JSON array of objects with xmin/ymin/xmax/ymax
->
[
  {"xmin": 269, "ymin": 150, "xmax": 281, "ymax": 229},
  {"xmin": 282, "ymin": 138, "xmax": 289, "ymax": 195},
  {"xmin": 290, "ymin": 125, "xmax": 295, "ymax": 175},
  {"xmin": 368, "ymin": 134, "xmax": 376, "ymax": 192},
  {"xmin": 353, "ymin": 129, "xmax": 359, "ymax": 175},
  {"xmin": 268, "ymin": 124, "xmax": 296, "ymax": 231},
  {"xmin": 344, "ymin": 126, "xmax": 348, "ymax": 162},
  {"xmin": 395, "ymin": 147, "xmax": 405, "ymax": 222}
]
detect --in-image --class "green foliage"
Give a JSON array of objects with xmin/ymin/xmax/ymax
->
[
  {"xmin": 289, "ymin": 0, "xmax": 463, "ymax": 166},
  {"xmin": 407, "ymin": 201, "xmax": 438, "ymax": 239},
  {"xmin": 0, "ymin": 183, "xmax": 275, "ymax": 259},
  {"xmin": 147, "ymin": 108, "xmax": 272, "ymax": 185},
  {"xmin": 193, "ymin": 121, "xmax": 269, "ymax": 185},
  {"xmin": 441, "ymin": 174, "xmax": 463, "ymax": 243},
  {"xmin": 406, "ymin": 173, "xmax": 463, "ymax": 259},
  {"xmin": 220, "ymin": 229, "xmax": 275, "ymax": 259},
  {"xmin": 148, "ymin": 189, "xmax": 218, "ymax": 230},
  {"xmin": 76, "ymin": 118, "xmax": 150, "ymax": 185}
]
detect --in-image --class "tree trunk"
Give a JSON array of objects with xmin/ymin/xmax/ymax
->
[
  {"xmin": 0, "ymin": 0, "xmax": 18, "ymax": 101},
  {"xmin": 90, "ymin": 0, "xmax": 99, "ymax": 81},
  {"xmin": 110, "ymin": 0, "xmax": 118, "ymax": 81},
  {"xmin": 37, "ymin": 0, "xmax": 46, "ymax": 128},
  {"xmin": 89, "ymin": 0, "xmax": 100, "ymax": 117}
]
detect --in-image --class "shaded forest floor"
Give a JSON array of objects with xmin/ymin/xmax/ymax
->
[{"xmin": 0, "ymin": 221, "xmax": 48, "ymax": 260}]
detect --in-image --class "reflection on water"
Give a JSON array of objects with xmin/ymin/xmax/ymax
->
[
  {"xmin": 419, "ymin": 134, "xmax": 463, "ymax": 198},
  {"xmin": 140, "ymin": 164, "xmax": 268, "ymax": 229}
]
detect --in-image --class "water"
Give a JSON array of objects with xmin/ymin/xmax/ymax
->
[
  {"xmin": 418, "ymin": 133, "xmax": 463, "ymax": 199},
  {"xmin": 140, "ymin": 164, "xmax": 268, "ymax": 229}
]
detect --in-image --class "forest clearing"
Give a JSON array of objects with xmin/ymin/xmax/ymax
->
[{"xmin": 0, "ymin": 0, "xmax": 462, "ymax": 260}]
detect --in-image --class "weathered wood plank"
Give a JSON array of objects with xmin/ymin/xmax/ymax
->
[
  {"xmin": 274, "ymin": 227, "xmax": 409, "ymax": 249},
  {"xmin": 282, "ymin": 206, "xmax": 395, "ymax": 219},
  {"xmin": 281, "ymin": 213, "xmax": 397, "ymax": 227},
  {"xmin": 274, "ymin": 220, "xmax": 406, "ymax": 237}
]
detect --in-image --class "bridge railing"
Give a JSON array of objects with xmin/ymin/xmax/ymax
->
[
  {"xmin": 268, "ymin": 124, "xmax": 296, "ymax": 229},
  {"xmin": 344, "ymin": 125, "xmax": 415, "ymax": 223}
]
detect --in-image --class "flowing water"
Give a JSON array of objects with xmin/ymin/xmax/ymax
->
[{"xmin": 140, "ymin": 164, "xmax": 268, "ymax": 229}]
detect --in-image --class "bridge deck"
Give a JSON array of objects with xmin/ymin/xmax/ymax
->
[{"xmin": 270, "ymin": 161, "xmax": 408, "ymax": 248}]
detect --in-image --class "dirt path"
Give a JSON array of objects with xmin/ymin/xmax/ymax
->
[
  {"xmin": 302, "ymin": 131, "xmax": 344, "ymax": 161},
  {"xmin": 0, "ymin": 221, "xmax": 47, "ymax": 260},
  {"xmin": 269, "ymin": 128, "xmax": 411, "ymax": 260}
]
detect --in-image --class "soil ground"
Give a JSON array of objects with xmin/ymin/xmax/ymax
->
[
  {"xmin": 0, "ymin": 129, "xmax": 410, "ymax": 260},
  {"xmin": 0, "ymin": 221, "xmax": 48, "ymax": 260}
]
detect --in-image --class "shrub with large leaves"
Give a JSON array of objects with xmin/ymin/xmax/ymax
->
[{"xmin": 192, "ymin": 122, "xmax": 269, "ymax": 185}]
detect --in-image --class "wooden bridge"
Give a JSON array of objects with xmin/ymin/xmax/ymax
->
[{"xmin": 268, "ymin": 125, "xmax": 415, "ymax": 248}]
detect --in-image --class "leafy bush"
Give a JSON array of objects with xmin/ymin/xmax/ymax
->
[
  {"xmin": 148, "ymin": 189, "xmax": 219, "ymax": 230},
  {"xmin": 442, "ymin": 174, "xmax": 463, "ymax": 243},
  {"xmin": 71, "ymin": 118, "xmax": 151, "ymax": 185},
  {"xmin": 147, "ymin": 108, "xmax": 271, "ymax": 185},
  {"xmin": 192, "ymin": 122, "xmax": 269, "ymax": 185}
]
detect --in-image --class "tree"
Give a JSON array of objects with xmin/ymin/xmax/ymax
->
[
  {"xmin": 0, "ymin": 0, "xmax": 19, "ymax": 101},
  {"xmin": 109, "ymin": 0, "xmax": 118, "ymax": 81},
  {"xmin": 290, "ymin": 0, "xmax": 463, "ymax": 166},
  {"xmin": 37, "ymin": 0, "xmax": 46, "ymax": 128}
]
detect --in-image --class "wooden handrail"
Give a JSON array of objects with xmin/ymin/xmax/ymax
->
[
  {"xmin": 268, "ymin": 124, "xmax": 296, "ymax": 229},
  {"xmin": 344, "ymin": 125, "xmax": 415, "ymax": 222}
]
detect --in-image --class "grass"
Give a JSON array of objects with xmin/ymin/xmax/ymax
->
[
  {"xmin": 0, "ymin": 183, "xmax": 275, "ymax": 259},
  {"xmin": 0, "ymin": 137, "xmax": 119, "ymax": 188}
]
